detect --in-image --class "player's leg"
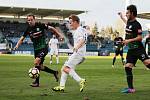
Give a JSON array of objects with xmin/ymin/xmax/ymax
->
[
  {"xmin": 50, "ymin": 55, "xmax": 53, "ymax": 64},
  {"xmin": 65, "ymin": 54, "xmax": 86, "ymax": 92},
  {"xmin": 121, "ymin": 50, "xmax": 136, "ymax": 93},
  {"xmin": 40, "ymin": 57, "xmax": 59, "ymax": 82},
  {"xmin": 140, "ymin": 54, "xmax": 150, "ymax": 70},
  {"xmin": 138, "ymin": 48, "xmax": 150, "ymax": 70},
  {"xmin": 52, "ymin": 66, "xmax": 69, "ymax": 92},
  {"xmin": 50, "ymin": 49, "xmax": 54, "ymax": 64},
  {"xmin": 30, "ymin": 57, "xmax": 41, "ymax": 87},
  {"xmin": 39, "ymin": 48, "xmax": 59, "ymax": 82},
  {"xmin": 112, "ymin": 51, "xmax": 118, "ymax": 68},
  {"xmin": 52, "ymin": 53, "xmax": 86, "ymax": 92},
  {"xmin": 55, "ymin": 49, "xmax": 59, "ymax": 64},
  {"xmin": 120, "ymin": 50, "xmax": 125, "ymax": 65},
  {"xmin": 143, "ymin": 59, "xmax": 150, "ymax": 69},
  {"xmin": 63, "ymin": 66, "xmax": 86, "ymax": 92},
  {"xmin": 143, "ymin": 59, "xmax": 150, "ymax": 70}
]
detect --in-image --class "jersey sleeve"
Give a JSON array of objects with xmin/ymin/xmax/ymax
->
[
  {"xmin": 49, "ymin": 39, "xmax": 52, "ymax": 44},
  {"xmin": 22, "ymin": 27, "xmax": 29, "ymax": 37},
  {"xmin": 114, "ymin": 38, "xmax": 117, "ymax": 45},
  {"xmin": 42, "ymin": 23, "xmax": 48, "ymax": 30},
  {"xmin": 78, "ymin": 29, "xmax": 87, "ymax": 42},
  {"xmin": 136, "ymin": 22, "xmax": 142, "ymax": 35},
  {"xmin": 56, "ymin": 39, "xmax": 59, "ymax": 44}
]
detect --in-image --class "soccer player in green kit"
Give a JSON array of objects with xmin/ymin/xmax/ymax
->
[
  {"xmin": 145, "ymin": 30, "xmax": 150, "ymax": 57},
  {"xmin": 112, "ymin": 32, "xmax": 124, "ymax": 68},
  {"xmin": 14, "ymin": 14, "xmax": 64, "ymax": 87},
  {"xmin": 118, "ymin": 5, "xmax": 150, "ymax": 93}
]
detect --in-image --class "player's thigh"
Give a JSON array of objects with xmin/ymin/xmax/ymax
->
[
  {"xmin": 50, "ymin": 49, "xmax": 54, "ymax": 55},
  {"xmin": 119, "ymin": 50, "xmax": 123, "ymax": 56},
  {"xmin": 143, "ymin": 59, "xmax": 150, "ymax": 65},
  {"xmin": 35, "ymin": 48, "xmax": 48, "ymax": 65},
  {"xmin": 34, "ymin": 57, "xmax": 41, "ymax": 65},
  {"xmin": 64, "ymin": 53, "xmax": 83, "ymax": 69},
  {"xmin": 125, "ymin": 63, "xmax": 134, "ymax": 68},
  {"xmin": 126, "ymin": 50, "xmax": 138, "ymax": 66},
  {"xmin": 115, "ymin": 50, "xmax": 119, "ymax": 56},
  {"xmin": 138, "ymin": 48, "xmax": 149, "ymax": 64},
  {"xmin": 54, "ymin": 49, "xmax": 58, "ymax": 55}
]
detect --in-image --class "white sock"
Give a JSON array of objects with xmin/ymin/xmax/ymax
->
[
  {"xmin": 60, "ymin": 71, "xmax": 68, "ymax": 87},
  {"xmin": 50, "ymin": 56, "xmax": 52, "ymax": 64},
  {"xmin": 50, "ymin": 60, "xmax": 52, "ymax": 64},
  {"xmin": 69, "ymin": 69, "xmax": 81, "ymax": 82},
  {"xmin": 56, "ymin": 56, "xmax": 59, "ymax": 64}
]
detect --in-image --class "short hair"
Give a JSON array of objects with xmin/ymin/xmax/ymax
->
[
  {"xmin": 27, "ymin": 14, "xmax": 35, "ymax": 19},
  {"xmin": 127, "ymin": 5, "xmax": 137, "ymax": 17},
  {"xmin": 69, "ymin": 14, "xmax": 80, "ymax": 23}
]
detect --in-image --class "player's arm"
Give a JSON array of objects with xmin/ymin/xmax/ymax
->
[
  {"xmin": 47, "ymin": 26, "xmax": 64, "ymax": 40},
  {"xmin": 113, "ymin": 38, "xmax": 117, "ymax": 49},
  {"xmin": 145, "ymin": 39, "xmax": 148, "ymax": 48},
  {"xmin": 123, "ymin": 35, "xmax": 142, "ymax": 45},
  {"xmin": 118, "ymin": 12, "xmax": 127, "ymax": 24},
  {"xmin": 73, "ymin": 38, "xmax": 86, "ymax": 52},
  {"xmin": 48, "ymin": 41, "xmax": 51, "ymax": 48},
  {"xmin": 57, "ymin": 39, "xmax": 59, "ymax": 49},
  {"xmin": 14, "ymin": 36, "xmax": 25, "ymax": 50}
]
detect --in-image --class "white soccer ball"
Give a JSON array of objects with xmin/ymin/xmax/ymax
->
[{"xmin": 28, "ymin": 67, "xmax": 40, "ymax": 79}]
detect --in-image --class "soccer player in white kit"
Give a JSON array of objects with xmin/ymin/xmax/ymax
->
[
  {"xmin": 52, "ymin": 14, "xmax": 87, "ymax": 92},
  {"xmin": 49, "ymin": 35, "xmax": 59, "ymax": 64}
]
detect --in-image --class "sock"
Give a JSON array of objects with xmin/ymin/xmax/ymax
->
[
  {"xmin": 50, "ymin": 55, "xmax": 52, "ymax": 64},
  {"xmin": 41, "ymin": 66, "xmax": 56, "ymax": 74},
  {"xmin": 112, "ymin": 57, "xmax": 116, "ymax": 65},
  {"xmin": 60, "ymin": 71, "xmax": 68, "ymax": 87},
  {"xmin": 146, "ymin": 64, "xmax": 150, "ymax": 69},
  {"xmin": 125, "ymin": 67, "xmax": 133, "ymax": 89},
  {"xmin": 35, "ymin": 65, "xmax": 40, "ymax": 70},
  {"xmin": 121, "ymin": 57, "xmax": 124, "ymax": 65},
  {"xmin": 69, "ymin": 69, "xmax": 81, "ymax": 82},
  {"xmin": 56, "ymin": 56, "xmax": 59, "ymax": 64},
  {"xmin": 34, "ymin": 66, "xmax": 40, "ymax": 84},
  {"xmin": 35, "ymin": 76, "xmax": 40, "ymax": 84}
]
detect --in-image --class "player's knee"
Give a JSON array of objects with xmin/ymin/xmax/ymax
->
[
  {"xmin": 34, "ymin": 58, "xmax": 41, "ymax": 66},
  {"xmin": 125, "ymin": 67, "xmax": 132, "ymax": 76},
  {"xmin": 62, "ymin": 66, "xmax": 71, "ymax": 74},
  {"xmin": 143, "ymin": 59, "xmax": 150, "ymax": 65},
  {"xmin": 144, "ymin": 59, "xmax": 150, "ymax": 69},
  {"xmin": 125, "ymin": 63, "xmax": 134, "ymax": 68}
]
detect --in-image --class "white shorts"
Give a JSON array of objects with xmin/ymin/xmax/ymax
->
[
  {"xmin": 64, "ymin": 53, "xmax": 85, "ymax": 69},
  {"xmin": 50, "ymin": 49, "xmax": 58, "ymax": 55}
]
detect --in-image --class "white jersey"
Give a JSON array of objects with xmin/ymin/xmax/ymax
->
[
  {"xmin": 49, "ymin": 38, "xmax": 59, "ymax": 49},
  {"xmin": 73, "ymin": 26, "xmax": 87, "ymax": 56}
]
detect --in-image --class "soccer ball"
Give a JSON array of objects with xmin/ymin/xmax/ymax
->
[{"xmin": 28, "ymin": 67, "xmax": 40, "ymax": 79}]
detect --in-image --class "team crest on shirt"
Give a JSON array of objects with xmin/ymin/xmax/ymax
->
[
  {"xmin": 36, "ymin": 28, "xmax": 40, "ymax": 31},
  {"xmin": 129, "ymin": 25, "xmax": 132, "ymax": 29}
]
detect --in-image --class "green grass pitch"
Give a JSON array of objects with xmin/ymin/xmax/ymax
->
[{"xmin": 0, "ymin": 55, "xmax": 150, "ymax": 100}]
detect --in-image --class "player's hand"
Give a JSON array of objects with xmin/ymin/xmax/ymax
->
[
  {"xmin": 59, "ymin": 37, "xmax": 64, "ymax": 42},
  {"xmin": 123, "ymin": 40, "xmax": 131, "ymax": 45},
  {"xmin": 59, "ymin": 34, "xmax": 64, "ymax": 41},
  {"xmin": 13, "ymin": 46, "xmax": 18, "ymax": 50},
  {"xmin": 73, "ymin": 47, "xmax": 78, "ymax": 52}
]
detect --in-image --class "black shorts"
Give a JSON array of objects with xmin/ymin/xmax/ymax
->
[
  {"xmin": 148, "ymin": 52, "xmax": 150, "ymax": 56},
  {"xmin": 115, "ymin": 49, "xmax": 123, "ymax": 56},
  {"xmin": 34, "ymin": 47, "xmax": 48, "ymax": 64},
  {"xmin": 126, "ymin": 47, "xmax": 149, "ymax": 65}
]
